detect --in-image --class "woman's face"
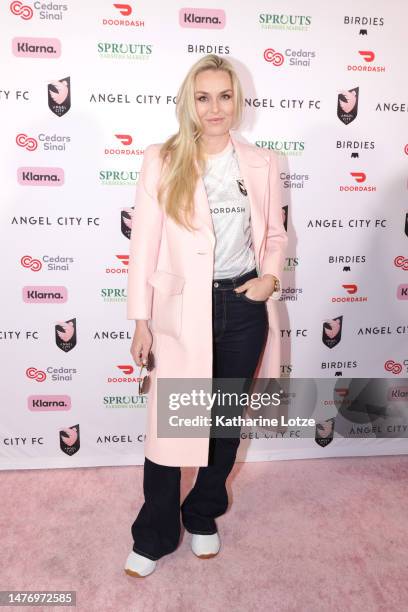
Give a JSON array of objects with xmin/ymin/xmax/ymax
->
[{"xmin": 194, "ymin": 69, "xmax": 235, "ymax": 137}]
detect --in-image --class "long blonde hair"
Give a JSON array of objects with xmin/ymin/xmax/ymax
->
[{"xmin": 157, "ymin": 54, "xmax": 244, "ymax": 231}]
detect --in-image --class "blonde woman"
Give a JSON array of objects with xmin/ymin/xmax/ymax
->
[{"xmin": 125, "ymin": 54, "xmax": 288, "ymax": 577}]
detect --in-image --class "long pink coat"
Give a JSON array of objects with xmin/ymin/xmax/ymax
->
[{"xmin": 127, "ymin": 129, "xmax": 288, "ymax": 466}]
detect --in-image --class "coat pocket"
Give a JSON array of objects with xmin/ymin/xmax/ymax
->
[{"xmin": 147, "ymin": 270, "xmax": 185, "ymax": 338}]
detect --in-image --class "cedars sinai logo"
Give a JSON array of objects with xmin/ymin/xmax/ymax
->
[{"xmin": 10, "ymin": 1, "xmax": 68, "ymax": 20}]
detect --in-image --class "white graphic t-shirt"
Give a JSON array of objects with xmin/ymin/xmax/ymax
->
[{"xmin": 202, "ymin": 138, "xmax": 256, "ymax": 279}]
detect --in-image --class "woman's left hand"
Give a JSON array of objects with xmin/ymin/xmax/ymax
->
[{"xmin": 234, "ymin": 275, "xmax": 277, "ymax": 301}]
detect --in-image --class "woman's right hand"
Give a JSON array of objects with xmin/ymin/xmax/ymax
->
[{"xmin": 131, "ymin": 320, "xmax": 152, "ymax": 367}]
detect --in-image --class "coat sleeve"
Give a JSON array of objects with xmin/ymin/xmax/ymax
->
[
  {"xmin": 126, "ymin": 144, "xmax": 164, "ymax": 320},
  {"xmin": 260, "ymin": 150, "xmax": 288, "ymax": 301}
]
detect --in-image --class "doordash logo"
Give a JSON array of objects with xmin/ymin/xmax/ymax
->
[
  {"xmin": 347, "ymin": 50, "xmax": 385, "ymax": 72},
  {"xmin": 339, "ymin": 171, "xmax": 376, "ymax": 192},
  {"xmin": 102, "ymin": 3, "xmax": 145, "ymax": 27},
  {"xmin": 179, "ymin": 8, "xmax": 226, "ymax": 29}
]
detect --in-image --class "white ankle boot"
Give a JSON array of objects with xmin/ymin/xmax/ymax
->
[
  {"xmin": 191, "ymin": 532, "xmax": 221, "ymax": 558},
  {"xmin": 124, "ymin": 551, "xmax": 157, "ymax": 577}
]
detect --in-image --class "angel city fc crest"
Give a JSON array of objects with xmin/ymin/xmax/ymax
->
[
  {"xmin": 237, "ymin": 178, "xmax": 247, "ymax": 196},
  {"xmin": 322, "ymin": 315, "xmax": 343, "ymax": 348},
  {"xmin": 60, "ymin": 424, "xmax": 80, "ymax": 456},
  {"xmin": 55, "ymin": 317, "xmax": 77, "ymax": 352},
  {"xmin": 121, "ymin": 206, "xmax": 134, "ymax": 239},
  {"xmin": 48, "ymin": 76, "xmax": 71, "ymax": 116},
  {"xmin": 315, "ymin": 418, "xmax": 335, "ymax": 447},
  {"xmin": 337, "ymin": 86, "xmax": 359, "ymax": 125}
]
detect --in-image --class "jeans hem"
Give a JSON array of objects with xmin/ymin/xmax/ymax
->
[
  {"xmin": 183, "ymin": 527, "xmax": 218, "ymax": 535},
  {"xmin": 132, "ymin": 545, "xmax": 160, "ymax": 561}
]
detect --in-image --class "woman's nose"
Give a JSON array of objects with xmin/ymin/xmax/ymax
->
[{"xmin": 210, "ymin": 99, "xmax": 219, "ymax": 113}]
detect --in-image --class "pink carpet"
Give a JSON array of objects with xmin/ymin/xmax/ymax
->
[{"xmin": 1, "ymin": 455, "xmax": 407, "ymax": 612}]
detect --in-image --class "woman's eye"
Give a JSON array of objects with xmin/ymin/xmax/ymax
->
[
  {"xmin": 197, "ymin": 96, "xmax": 207, "ymax": 102},
  {"xmin": 222, "ymin": 94, "xmax": 231, "ymax": 99}
]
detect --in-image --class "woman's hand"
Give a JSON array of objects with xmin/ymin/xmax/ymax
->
[
  {"xmin": 234, "ymin": 275, "xmax": 277, "ymax": 301},
  {"xmin": 131, "ymin": 320, "xmax": 152, "ymax": 367}
]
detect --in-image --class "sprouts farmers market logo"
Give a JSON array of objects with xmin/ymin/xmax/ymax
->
[
  {"xmin": 9, "ymin": 1, "xmax": 68, "ymax": 21},
  {"xmin": 97, "ymin": 41, "xmax": 152, "ymax": 60},
  {"xmin": 99, "ymin": 168, "xmax": 139, "ymax": 185},
  {"xmin": 259, "ymin": 13, "xmax": 311, "ymax": 31},
  {"xmin": 256, "ymin": 140, "xmax": 305, "ymax": 156}
]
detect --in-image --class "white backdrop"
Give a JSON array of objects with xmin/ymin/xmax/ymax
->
[{"xmin": 1, "ymin": 0, "xmax": 408, "ymax": 469}]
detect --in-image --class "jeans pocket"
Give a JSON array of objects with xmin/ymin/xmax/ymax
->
[{"xmin": 240, "ymin": 292, "xmax": 267, "ymax": 305}]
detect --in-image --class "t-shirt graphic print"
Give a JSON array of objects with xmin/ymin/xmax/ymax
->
[{"xmin": 202, "ymin": 140, "xmax": 256, "ymax": 279}]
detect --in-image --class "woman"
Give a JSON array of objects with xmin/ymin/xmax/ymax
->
[{"xmin": 124, "ymin": 54, "xmax": 288, "ymax": 577}]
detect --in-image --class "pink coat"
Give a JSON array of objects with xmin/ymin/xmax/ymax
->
[{"xmin": 127, "ymin": 129, "xmax": 288, "ymax": 466}]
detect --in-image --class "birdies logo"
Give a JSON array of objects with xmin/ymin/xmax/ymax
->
[
  {"xmin": 48, "ymin": 76, "xmax": 71, "ymax": 117},
  {"xmin": 337, "ymin": 87, "xmax": 359, "ymax": 124},
  {"xmin": 55, "ymin": 317, "xmax": 77, "ymax": 352}
]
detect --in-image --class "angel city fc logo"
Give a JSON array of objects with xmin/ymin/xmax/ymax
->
[
  {"xmin": 48, "ymin": 76, "xmax": 71, "ymax": 116},
  {"xmin": 315, "ymin": 418, "xmax": 335, "ymax": 447},
  {"xmin": 337, "ymin": 86, "xmax": 359, "ymax": 125},
  {"xmin": 60, "ymin": 424, "xmax": 80, "ymax": 456},
  {"xmin": 322, "ymin": 315, "xmax": 343, "ymax": 348},
  {"xmin": 121, "ymin": 207, "xmax": 134, "ymax": 239},
  {"xmin": 237, "ymin": 178, "xmax": 247, "ymax": 196},
  {"xmin": 55, "ymin": 317, "xmax": 77, "ymax": 352}
]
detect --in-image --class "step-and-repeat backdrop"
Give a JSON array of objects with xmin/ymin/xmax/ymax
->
[{"xmin": 1, "ymin": 0, "xmax": 407, "ymax": 469}]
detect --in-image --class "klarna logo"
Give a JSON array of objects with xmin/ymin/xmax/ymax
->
[
  {"xmin": 179, "ymin": 8, "xmax": 226, "ymax": 28},
  {"xmin": 12, "ymin": 37, "xmax": 61, "ymax": 57},
  {"xmin": 17, "ymin": 167, "xmax": 64, "ymax": 185},
  {"xmin": 28, "ymin": 395, "xmax": 71, "ymax": 411},
  {"xmin": 23, "ymin": 286, "xmax": 68, "ymax": 303}
]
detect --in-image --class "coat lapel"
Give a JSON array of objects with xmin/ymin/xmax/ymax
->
[{"xmin": 194, "ymin": 130, "xmax": 270, "ymax": 269}]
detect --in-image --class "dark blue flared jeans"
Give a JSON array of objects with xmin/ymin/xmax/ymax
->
[{"xmin": 130, "ymin": 267, "xmax": 269, "ymax": 561}]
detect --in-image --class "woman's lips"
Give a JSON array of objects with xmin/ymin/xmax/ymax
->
[{"xmin": 207, "ymin": 118, "xmax": 224, "ymax": 123}]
